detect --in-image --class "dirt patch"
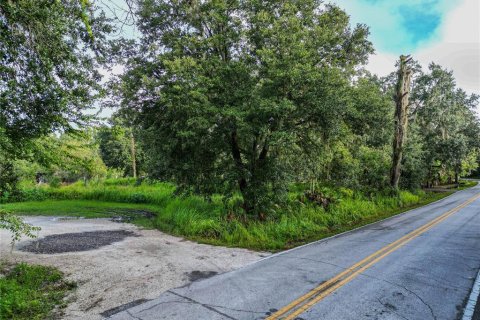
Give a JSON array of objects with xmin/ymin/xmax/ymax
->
[
  {"xmin": 1, "ymin": 217, "xmax": 268, "ymax": 320},
  {"xmin": 20, "ymin": 230, "xmax": 138, "ymax": 254},
  {"xmin": 185, "ymin": 270, "xmax": 218, "ymax": 282}
]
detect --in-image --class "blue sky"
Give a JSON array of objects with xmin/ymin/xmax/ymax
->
[
  {"xmin": 333, "ymin": 0, "xmax": 479, "ymax": 96},
  {"xmin": 334, "ymin": 0, "xmax": 459, "ymax": 53}
]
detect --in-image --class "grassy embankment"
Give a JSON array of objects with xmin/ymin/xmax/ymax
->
[
  {"xmin": 0, "ymin": 263, "xmax": 75, "ymax": 320},
  {"xmin": 1, "ymin": 179, "xmax": 476, "ymax": 251}
]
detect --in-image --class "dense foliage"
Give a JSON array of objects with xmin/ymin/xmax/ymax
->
[
  {"xmin": 0, "ymin": 0, "xmax": 112, "ymax": 197},
  {"xmin": 1, "ymin": 0, "xmax": 479, "ymax": 221},
  {"xmin": 408, "ymin": 64, "xmax": 480, "ymax": 186},
  {"xmin": 8, "ymin": 131, "xmax": 107, "ymax": 190},
  {"xmin": 117, "ymin": 0, "xmax": 377, "ymax": 216},
  {"xmin": 97, "ymin": 117, "xmax": 145, "ymax": 177},
  {"xmin": 113, "ymin": 0, "xmax": 479, "ymax": 218}
]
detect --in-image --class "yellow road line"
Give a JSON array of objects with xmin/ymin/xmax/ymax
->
[
  {"xmin": 267, "ymin": 192, "xmax": 480, "ymax": 320},
  {"xmin": 267, "ymin": 205, "xmax": 452, "ymax": 319},
  {"xmin": 283, "ymin": 198, "xmax": 472, "ymax": 319}
]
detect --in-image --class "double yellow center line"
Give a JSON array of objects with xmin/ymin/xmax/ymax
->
[{"xmin": 267, "ymin": 192, "xmax": 480, "ymax": 320}]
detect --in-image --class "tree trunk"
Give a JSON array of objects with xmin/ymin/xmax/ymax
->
[
  {"xmin": 454, "ymin": 166, "xmax": 459, "ymax": 186},
  {"xmin": 130, "ymin": 131, "xmax": 137, "ymax": 179},
  {"xmin": 230, "ymin": 131, "xmax": 251, "ymax": 213},
  {"xmin": 391, "ymin": 55, "xmax": 413, "ymax": 189}
]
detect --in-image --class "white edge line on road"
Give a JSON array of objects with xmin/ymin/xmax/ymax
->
[
  {"xmin": 254, "ymin": 183, "xmax": 479, "ymax": 264},
  {"xmin": 463, "ymin": 268, "xmax": 480, "ymax": 320}
]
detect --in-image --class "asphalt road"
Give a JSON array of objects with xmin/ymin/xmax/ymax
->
[{"xmin": 109, "ymin": 184, "xmax": 480, "ymax": 320}]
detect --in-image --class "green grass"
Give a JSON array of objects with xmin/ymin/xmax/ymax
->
[
  {"xmin": 2, "ymin": 178, "xmax": 469, "ymax": 251},
  {"xmin": 168, "ymin": 190, "xmax": 453, "ymax": 250},
  {"xmin": 1, "ymin": 200, "xmax": 162, "ymax": 218},
  {"xmin": 0, "ymin": 263, "xmax": 75, "ymax": 320},
  {"xmin": 458, "ymin": 180, "xmax": 478, "ymax": 190},
  {"xmin": 16, "ymin": 179, "xmax": 176, "ymax": 206}
]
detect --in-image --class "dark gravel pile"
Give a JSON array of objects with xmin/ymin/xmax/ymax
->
[{"xmin": 20, "ymin": 230, "xmax": 138, "ymax": 254}]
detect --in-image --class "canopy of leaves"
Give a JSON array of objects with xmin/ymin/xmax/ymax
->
[
  {"xmin": 405, "ymin": 63, "xmax": 480, "ymax": 186},
  {"xmin": 0, "ymin": 0, "xmax": 112, "ymax": 156},
  {"xmin": 117, "ymin": 0, "xmax": 373, "ymax": 215}
]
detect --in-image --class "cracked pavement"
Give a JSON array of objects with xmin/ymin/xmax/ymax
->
[{"xmin": 109, "ymin": 184, "xmax": 480, "ymax": 320}]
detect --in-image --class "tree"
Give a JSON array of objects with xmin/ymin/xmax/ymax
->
[
  {"xmin": 348, "ymin": 75, "xmax": 394, "ymax": 149},
  {"xmin": 391, "ymin": 55, "xmax": 413, "ymax": 189},
  {"xmin": 294, "ymin": 74, "xmax": 394, "ymax": 191},
  {"xmin": 97, "ymin": 123, "xmax": 143, "ymax": 177},
  {"xmin": 117, "ymin": 0, "xmax": 373, "ymax": 217},
  {"xmin": 1, "ymin": 209, "xmax": 40, "ymax": 248},
  {"xmin": 54, "ymin": 131, "xmax": 108, "ymax": 183},
  {"xmin": 410, "ymin": 63, "xmax": 480, "ymax": 186},
  {"xmin": 10, "ymin": 131, "xmax": 108, "ymax": 186},
  {"xmin": 0, "ymin": 0, "xmax": 112, "ymax": 194}
]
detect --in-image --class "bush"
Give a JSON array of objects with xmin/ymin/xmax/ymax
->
[
  {"xmin": 49, "ymin": 176, "xmax": 61, "ymax": 188},
  {"xmin": 0, "ymin": 159, "xmax": 20, "ymax": 203},
  {"xmin": 18, "ymin": 188, "xmax": 49, "ymax": 202}
]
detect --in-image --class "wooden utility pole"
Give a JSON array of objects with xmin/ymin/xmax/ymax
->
[
  {"xmin": 391, "ymin": 55, "xmax": 413, "ymax": 189},
  {"xmin": 130, "ymin": 131, "xmax": 137, "ymax": 179}
]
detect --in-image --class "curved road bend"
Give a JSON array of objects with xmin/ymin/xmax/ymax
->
[{"xmin": 110, "ymin": 184, "xmax": 480, "ymax": 320}]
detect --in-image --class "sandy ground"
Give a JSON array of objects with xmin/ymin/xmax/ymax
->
[{"xmin": 0, "ymin": 217, "xmax": 268, "ymax": 319}]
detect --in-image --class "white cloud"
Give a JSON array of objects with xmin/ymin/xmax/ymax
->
[
  {"xmin": 415, "ymin": 0, "xmax": 479, "ymax": 95},
  {"xmin": 365, "ymin": 52, "xmax": 397, "ymax": 77},
  {"xmin": 365, "ymin": 0, "xmax": 480, "ymax": 96}
]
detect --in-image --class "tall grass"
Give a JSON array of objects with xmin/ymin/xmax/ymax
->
[
  {"xmin": 18, "ymin": 179, "xmax": 176, "ymax": 205},
  {"xmin": 10, "ymin": 179, "xmax": 451, "ymax": 251}
]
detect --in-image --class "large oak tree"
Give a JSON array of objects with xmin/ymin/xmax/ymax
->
[{"xmin": 118, "ymin": 0, "xmax": 373, "ymax": 216}]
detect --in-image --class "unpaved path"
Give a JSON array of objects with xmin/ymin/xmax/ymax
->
[{"xmin": 0, "ymin": 216, "xmax": 268, "ymax": 319}]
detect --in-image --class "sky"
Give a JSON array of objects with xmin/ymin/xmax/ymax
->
[{"xmin": 333, "ymin": 0, "xmax": 480, "ymax": 96}]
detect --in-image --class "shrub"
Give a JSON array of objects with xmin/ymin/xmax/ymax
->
[
  {"xmin": 49, "ymin": 177, "xmax": 61, "ymax": 188},
  {"xmin": 18, "ymin": 188, "xmax": 49, "ymax": 202},
  {"xmin": 0, "ymin": 159, "xmax": 20, "ymax": 203}
]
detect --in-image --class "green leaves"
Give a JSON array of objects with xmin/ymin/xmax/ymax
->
[
  {"xmin": 0, "ymin": 210, "xmax": 40, "ymax": 246},
  {"xmin": 0, "ymin": 0, "xmax": 111, "ymax": 156},
  {"xmin": 406, "ymin": 63, "xmax": 480, "ymax": 186},
  {"xmin": 117, "ymin": 0, "xmax": 374, "ymax": 216}
]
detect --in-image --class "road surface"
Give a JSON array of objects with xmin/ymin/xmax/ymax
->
[{"xmin": 109, "ymin": 184, "xmax": 480, "ymax": 320}]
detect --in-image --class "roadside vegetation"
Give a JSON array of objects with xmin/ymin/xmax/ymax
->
[
  {"xmin": 1, "ymin": 0, "xmax": 479, "ymax": 252},
  {"xmin": 0, "ymin": 263, "xmax": 75, "ymax": 320},
  {"xmin": 3, "ymin": 179, "xmax": 475, "ymax": 251}
]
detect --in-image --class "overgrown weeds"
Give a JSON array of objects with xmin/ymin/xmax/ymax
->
[
  {"xmin": 0, "ymin": 263, "xmax": 75, "ymax": 319},
  {"xmin": 1, "ymin": 179, "xmax": 463, "ymax": 251}
]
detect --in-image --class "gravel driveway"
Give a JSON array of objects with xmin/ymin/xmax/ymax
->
[{"xmin": 0, "ymin": 216, "xmax": 268, "ymax": 319}]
